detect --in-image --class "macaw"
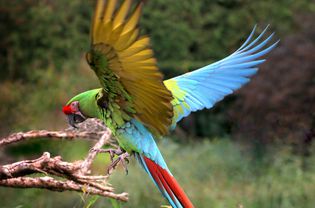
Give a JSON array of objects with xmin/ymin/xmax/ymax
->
[{"xmin": 62, "ymin": 0, "xmax": 278, "ymax": 207}]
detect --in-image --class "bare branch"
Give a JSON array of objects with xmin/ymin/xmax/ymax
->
[
  {"xmin": 80, "ymin": 131, "xmax": 112, "ymax": 175},
  {"xmin": 0, "ymin": 176, "xmax": 128, "ymax": 202},
  {"xmin": 0, "ymin": 119, "xmax": 128, "ymax": 202},
  {"xmin": 0, "ymin": 118, "xmax": 109, "ymax": 147},
  {"xmin": 0, "ymin": 130, "xmax": 103, "ymax": 147}
]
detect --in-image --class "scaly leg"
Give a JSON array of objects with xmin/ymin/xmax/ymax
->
[{"xmin": 107, "ymin": 151, "xmax": 130, "ymax": 175}]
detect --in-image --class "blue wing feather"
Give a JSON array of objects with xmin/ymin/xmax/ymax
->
[{"xmin": 164, "ymin": 26, "xmax": 279, "ymax": 127}]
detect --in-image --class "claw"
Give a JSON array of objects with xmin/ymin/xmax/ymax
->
[
  {"xmin": 107, "ymin": 152, "xmax": 130, "ymax": 175},
  {"xmin": 93, "ymin": 146, "xmax": 130, "ymax": 175},
  {"xmin": 95, "ymin": 147, "xmax": 124, "ymax": 162}
]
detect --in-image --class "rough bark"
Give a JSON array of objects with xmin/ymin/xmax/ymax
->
[{"xmin": 0, "ymin": 119, "xmax": 128, "ymax": 202}]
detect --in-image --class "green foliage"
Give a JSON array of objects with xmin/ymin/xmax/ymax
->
[
  {"xmin": 141, "ymin": 0, "xmax": 314, "ymax": 76},
  {"xmin": 109, "ymin": 198, "xmax": 122, "ymax": 208},
  {"xmin": 0, "ymin": 63, "xmax": 99, "ymax": 133},
  {"xmin": 0, "ymin": 0, "xmax": 91, "ymax": 80},
  {"xmin": 84, "ymin": 196, "xmax": 100, "ymax": 208}
]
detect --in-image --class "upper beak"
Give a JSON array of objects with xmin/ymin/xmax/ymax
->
[{"xmin": 67, "ymin": 114, "xmax": 77, "ymax": 128}]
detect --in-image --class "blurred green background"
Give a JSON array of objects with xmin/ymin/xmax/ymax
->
[{"xmin": 1, "ymin": 0, "xmax": 315, "ymax": 207}]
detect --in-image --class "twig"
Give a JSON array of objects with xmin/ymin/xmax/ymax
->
[
  {"xmin": 0, "ymin": 130, "xmax": 105, "ymax": 147},
  {"xmin": 0, "ymin": 119, "xmax": 128, "ymax": 202},
  {"xmin": 80, "ymin": 131, "xmax": 112, "ymax": 175}
]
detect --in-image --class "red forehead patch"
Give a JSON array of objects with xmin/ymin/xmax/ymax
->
[{"xmin": 62, "ymin": 105, "xmax": 73, "ymax": 115}]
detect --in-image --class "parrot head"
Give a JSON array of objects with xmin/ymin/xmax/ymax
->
[
  {"xmin": 62, "ymin": 101, "xmax": 86, "ymax": 128},
  {"xmin": 62, "ymin": 89, "xmax": 102, "ymax": 128}
]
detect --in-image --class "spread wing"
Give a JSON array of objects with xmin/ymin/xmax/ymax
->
[
  {"xmin": 86, "ymin": 0, "xmax": 173, "ymax": 135},
  {"xmin": 164, "ymin": 26, "xmax": 279, "ymax": 128}
]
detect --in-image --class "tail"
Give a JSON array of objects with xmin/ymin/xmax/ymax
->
[{"xmin": 136, "ymin": 153, "xmax": 194, "ymax": 208}]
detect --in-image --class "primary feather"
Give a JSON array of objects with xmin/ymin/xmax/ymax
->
[
  {"xmin": 164, "ymin": 25, "xmax": 279, "ymax": 128},
  {"xmin": 88, "ymin": 0, "xmax": 173, "ymax": 135}
]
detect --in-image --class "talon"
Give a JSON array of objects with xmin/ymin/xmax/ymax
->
[
  {"xmin": 96, "ymin": 147, "xmax": 124, "ymax": 162},
  {"xmin": 107, "ymin": 149, "xmax": 114, "ymax": 162},
  {"xmin": 94, "ymin": 146, "xmax": 130, "ymax": 175},
  {"xmin": 106, "ymin": 152, "xmax": 130, "ymax": 175},
  {"xmin": 121, "ymin": 159, "xmax": 129, "ymax": 175}
]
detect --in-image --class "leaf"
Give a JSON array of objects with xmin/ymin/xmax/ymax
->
[
  {"xmin": 84, "ymin": 196, "xmax": 100, "ymax": 208},
  {"xmin": 109, "ymin": 198, "xmax": 121, "ymax": 208}
]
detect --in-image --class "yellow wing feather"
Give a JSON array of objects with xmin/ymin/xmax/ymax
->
[{"xmin": 89, "ymin": 0, "xmax": 173, "ymax": 135}]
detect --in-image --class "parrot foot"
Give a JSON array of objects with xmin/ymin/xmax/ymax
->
[
  {"xmin": 95, "ymin": 147, "xmax": 124, "ymax": 162},
  {"xmin": 107, "ymin": 152, "xmax": 130, "ymax": 175}
]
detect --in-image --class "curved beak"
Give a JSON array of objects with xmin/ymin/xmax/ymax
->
[
  {"xmin": 66, "ymin": 112, "xmax": 87, "ymax": 128},
  {"xmin": 67, "ymin": 114, "xmax": 77, "ymax": 128}
]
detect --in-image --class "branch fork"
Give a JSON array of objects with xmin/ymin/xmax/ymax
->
[{"xmin": 0, "ymin": 118, "xmax": 128, "ymax": 202}]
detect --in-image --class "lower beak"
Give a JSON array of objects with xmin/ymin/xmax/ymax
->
[{"xmin": 67, "ymin": 114, "xmax": 77, "ymax": 128}]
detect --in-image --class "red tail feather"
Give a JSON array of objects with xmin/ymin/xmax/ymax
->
[{"xmin": 143, "ymin": 156, "xmax": 194, "ymax": 208}]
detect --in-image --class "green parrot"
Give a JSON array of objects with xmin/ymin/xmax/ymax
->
[{"xmin": 62, "ymin": 0, "xmax": 278, "ymax": 207}]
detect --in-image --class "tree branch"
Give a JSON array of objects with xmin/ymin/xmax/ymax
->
[
  {"xmin": 0, "ymin": 176, "xmax": 128, "ymax": 201},
  {"xmin": 0, "ymin": 130, "xmax": 103, "ymax": 146},
  {"xmin": 0, "ymin": 119, "xmax": 128, "ymax": 202},
  {"xmin": 80, "ymin": 132, "xmax": 111, "ymax": 175}
]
